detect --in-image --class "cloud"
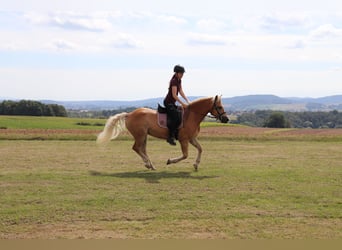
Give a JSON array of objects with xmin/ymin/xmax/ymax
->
[
  {"xmin": 310, "ymin": 24, "xmax": 342, "ymax": 39},
  {"xmin": 47, "ymin": 39, "xmax": 78, "ymax": 51},
  {"xmin": 24, "ymin": 11, "xmax": 112, "ymax": 32},
  {"xmin": 157, "ymin": 14, "xmax": 188, "ymax": 25},
  {"xmin": 260, "ymin": 12, "xmax": 310, "ymax": 31},
  {"xmin": 196, "ymin": 18, "xmax": 227, "ymax": 31},
  {"xmin": 331, "ymin": 67, "xmax": 342, "ymax": 71},
  {"xmin": 110, "ymin": 34, "xmax": 142, "ymax": 49},
  {"xmin": 0, "ymin": 42, "xmax": 25, "ymax": 51},
  {"xmin": 187, "ymin": 33, "xmax": 229, "ymax": 46},
  {"xmin": 23, "ymin": 12, "xmax": 49, "ymax": 25},
  {"xmin": 52, "ymin": 17, "xmax": 111, "ymax": 32},
  {"xmin": 285, "ymin": 39, "xmax": 306, "ymax": 49},
  {"xmin": 22, "ymin": 10, "xmax": 189, "ymax": 33}
]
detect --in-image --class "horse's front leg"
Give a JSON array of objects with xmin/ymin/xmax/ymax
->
[
  {"xmin": 189, "ymin": 137, "xmax": 202, "ymax": 171},
  {"xmin": 166, "ymin": 140, "xmax": 189, "ymax": 165}
]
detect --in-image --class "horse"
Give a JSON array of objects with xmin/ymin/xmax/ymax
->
[{"xmin": 97, "ymin": 95, "xmax": 229, "ymax": 171}]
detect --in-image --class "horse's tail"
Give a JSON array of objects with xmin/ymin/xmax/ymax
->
[{"xmin": 96, "ymin": 112, "xmax": 127, "ymax": 144}]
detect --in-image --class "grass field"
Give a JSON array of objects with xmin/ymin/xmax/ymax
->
[
  {"xmin": 0, "ymin": 115, "xmax": 237, "ymax": 130},
  {"xmin": 0, "ymin": 115, "xmax": 106, "ymax": 130},
  {"xmin": 0, "ymin": 116, "xmax": 242, "ymax": 140},
  {"xmin": 0, "ymin": 116, "xmax": 341, "ymax": 239}
]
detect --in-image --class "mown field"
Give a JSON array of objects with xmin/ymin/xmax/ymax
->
[{"xmin": 0, "ymin": 116, "xmax": 341, "ymax": 239}]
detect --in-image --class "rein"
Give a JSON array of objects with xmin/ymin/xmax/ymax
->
[{"xmin": 188, "ymin": 96, "xmax": 226, "ymax": 121}]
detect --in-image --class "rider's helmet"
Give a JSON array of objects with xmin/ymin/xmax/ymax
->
[{"xmin": 174, "ymin": 65, "xmax": 185, "ymax": 74}]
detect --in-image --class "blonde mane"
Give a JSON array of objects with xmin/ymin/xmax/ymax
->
[{"xmin": 189, "ymin": 96, "xmax": 213, "ymax": 108}]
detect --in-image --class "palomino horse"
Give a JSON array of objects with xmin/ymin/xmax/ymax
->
[{"xmin": 97, "ymin": 95, "xmax": 229, "ymax": 171}]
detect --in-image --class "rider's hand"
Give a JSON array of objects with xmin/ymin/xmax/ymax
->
[{"xmin": 182, "ymin": 103, "xmax": 188, "ymax": 109}]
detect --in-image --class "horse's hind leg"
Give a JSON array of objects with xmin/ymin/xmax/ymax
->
[
  {"xmin": 132, "ymin": 136, "xmax": 156, "ymax": 170},
  {"xmin": 167, "ymin": 140, "xmax": 189, "ymax": 165}
]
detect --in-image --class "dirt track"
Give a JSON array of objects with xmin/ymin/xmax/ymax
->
[
  {"xmin": 1, "ymin": 126, "xmax": 342, "ymax": 140},
  {"xmin": 200, "ymin": 127, "xmax": 342, "ymax": 138}
]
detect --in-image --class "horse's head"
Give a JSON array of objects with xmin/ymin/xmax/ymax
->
[{"xmin": 210, "ymin": 95, "xmax": 229, "ymax": 123}]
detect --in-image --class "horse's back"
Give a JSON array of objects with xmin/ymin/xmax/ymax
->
[
  {"xmin": 127, "ymin": 107, "xmax": 156, "ymax": 118},
  {"xmin": 125, "ymin": 107, "xmax": 156, "ymax": 128},
  {"xmin": 126, "ymin": 107, "xmax": 168, "ymax": 139}
]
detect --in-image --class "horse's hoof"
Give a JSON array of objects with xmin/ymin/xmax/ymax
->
[
  {"xmin": 193, "ymin": 164, "xmax": 198, "ymax": 171},
  {"xmin": 166, "ymin": 159, "xmax": 171, "ymax": 165},
  {"xmin": 145, "ymin": 163, "xmax": 156, "ymax": 170}
]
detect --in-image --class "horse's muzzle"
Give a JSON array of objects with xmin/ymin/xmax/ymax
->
[{"xmin": 220, "ymin": 115, "xmax": 229, "ymax": 123}]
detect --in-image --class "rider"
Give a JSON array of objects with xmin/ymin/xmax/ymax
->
[{"xmin": 163, "ymin": 65, "xmax": 190, "ymax": 146}]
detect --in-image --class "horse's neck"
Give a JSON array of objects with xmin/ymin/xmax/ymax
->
[{"xmin": 186, "ymin": 97, "xmax": 213, "ymax": 124}]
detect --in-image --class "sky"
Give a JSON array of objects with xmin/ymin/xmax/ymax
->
[{"xmin": 0, "ymin": 0, "xmax": 342, "ymax": 100}]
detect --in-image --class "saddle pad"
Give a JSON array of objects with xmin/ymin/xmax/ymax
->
[
  {"xmin": 157, "ymin": 110, "xmax": 184, "ymax": 129},
  {"xmin": 157, "ymin": 113, "xmax": 168, "ymax": 128}
]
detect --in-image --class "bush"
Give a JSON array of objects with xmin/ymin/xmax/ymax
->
[
  {"xmin": 264, "ymin": 112, "xmax": 289, "ymax": 128},
  {"xmin": 236, "ymin": 110, "xmax": 342, "ymax": 128},
  {"xmin": 76, "ymin": 122, "xmax": 91, "ymax": 126},
  {"xmin": 0, "ymin": 100, "xmax": 67, "ymax": 117}
]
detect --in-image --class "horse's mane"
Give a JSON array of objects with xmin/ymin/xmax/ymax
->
[{"xmin": 189, "ymin": 96, "xmax": 213, "ymax": 108}]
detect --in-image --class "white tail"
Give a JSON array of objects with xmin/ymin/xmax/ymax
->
[{"xmin": 96, "ymin": 112, "xmax": 127, "ymax": 144}]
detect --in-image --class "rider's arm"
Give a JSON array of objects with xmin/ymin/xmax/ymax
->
[
  {"xmin": 172, "ymin": 86, "xmax": 187, "ymax": 108},
  {"xmin": 179, "ymin": 87, "xmax": 190, "ymax": 104}
]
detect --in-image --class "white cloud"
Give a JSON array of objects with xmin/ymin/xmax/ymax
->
[
  {"xmin": 157, "ymin": 14, "xmax": 188, "ymax": 25},
  {"xmin": 51, "ymin": 17, "xmax": 111, "ymax": 32},
  {"xmin": 0, "ymin": 42, "xmax": 25, "ymax": 51},
  {"xmin": 23, "ymin": 12, "xmax": 49, "ymax": 25},
  {"xmin": 310, "ymin": 24, "xmax": 342, "ymax": 39},
  {"xmin": 24, "ymin": 11, "xmax": 112, "ymax": 32},
  {"xmin": 126, "ymin": 10, "xmax": 153, "ymax": 20},
  {"xmin": 285, "ymin": 39, "xmax": 306, "ymax": 49},
  {"xmin": 196, "ymin": 18, "xmax": 227, "ymax": 31},
  {"xmin": 109, "ymin": 34, "xmax": 142, "ymax": 49},
  {"xmin": 124, "ymin": 11, "xmax": 188, "ymax": 26},
  {"xmin": 260, "ymin": 12, "xmax": 311, "ymax": 31},
  {"xmin": 47, "ymin": 39, "xmax": 78, "ymax": 51},
  {"xmin": 187, "ymin": 33, "xmax": 229, "ymax": 46},
  {"xmin": 331, "ymin": 66, "xmax": 342, "ymax": 71}
]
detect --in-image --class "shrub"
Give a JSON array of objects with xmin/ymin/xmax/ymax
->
[{"xmin": 264, "ymin": 112, "xmax": 289, "ymax": 128}]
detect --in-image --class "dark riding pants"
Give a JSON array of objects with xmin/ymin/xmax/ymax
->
[{"xmin": 163, "ymin": 102, "xmax": 181, "ymax": 140}]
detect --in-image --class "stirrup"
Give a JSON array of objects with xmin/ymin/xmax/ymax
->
[{"xmin": 167, "ymin": 137, "xmax": 176, "ymax": 146}]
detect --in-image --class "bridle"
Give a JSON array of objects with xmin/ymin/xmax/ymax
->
[
  {"xmin": 211, "ymin": 95, "xmax": 227, "ymax": 122},
  {"xmin": 187, "ymin": 95, "xmax": 227, "ymax": 121}
]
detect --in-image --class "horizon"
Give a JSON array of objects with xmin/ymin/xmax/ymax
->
[
  {"xmin": 1, "ymin": 93, "xmax": 341, "ymax": 102},
  {"xmin": 1, "ymin": 0, "xmax": 342, "ymax": 100}
]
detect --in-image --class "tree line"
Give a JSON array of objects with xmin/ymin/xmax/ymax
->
[
  {"xmin": 3, "ymin": 100, "xmax": 340, "ymax": 129},
  {"xmin": 68, "ymin": 107, "xmax": 138, "ymax": 118},
  {"xmin": 0, "ymin": 100, "xmax": 67, "ymax": 117},
  {"xmin": 234, "ymin": 110, "xmax": 342, "ymax": 128}
]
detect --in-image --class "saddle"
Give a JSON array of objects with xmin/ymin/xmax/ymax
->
[{"xmin": 157, "ymin": 104, "xmax": 184, "ymax": 129}]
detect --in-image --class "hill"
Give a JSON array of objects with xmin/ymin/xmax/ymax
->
[
  {"xmin": 222, "ymin": 95, "xmax": 293, "ymax": 111},
  {"xmin": 42, "ymin": 98, "xmax": 164, "ymax": 110},
  {"xmin": 2, "ymin": 95, "xmax": 342, "ymax": 111}
]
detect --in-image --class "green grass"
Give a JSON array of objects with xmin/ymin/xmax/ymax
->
[
  {"xmin": 0, "ymin": 116, "xmax": 243, "ymax": 141},
  {"xmin": 0, "ymin": 115, "xmax": 106, "ymax": 130},
  {"xmin": 200, "ymin": 121, "xmax": 244, "ymax": 128},
  {"xmin": 0, "ymin": 115, "xmax": 241, "ymax": 130},
  {"xmin": 0, "ymin": 139, "xmax": 341, "ymax": 239}
]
